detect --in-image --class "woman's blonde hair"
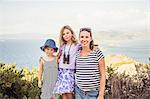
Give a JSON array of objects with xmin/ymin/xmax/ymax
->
[{"xmin": 59, "ymin": 25, "xmax": 78, "ymax": 46}]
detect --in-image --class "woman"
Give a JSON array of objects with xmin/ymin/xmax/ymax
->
[{"xmin": 75, "ymin": 28, "xmax": 106, "ymax": 99}]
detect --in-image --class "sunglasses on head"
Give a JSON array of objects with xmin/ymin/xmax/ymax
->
[{"xmin": 80, "ymin": 28, "xmax": 91, "ymax": 33}]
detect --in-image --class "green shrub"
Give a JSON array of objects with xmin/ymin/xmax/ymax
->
[
  {"xmin": 0, "ymin": 63, "xmax": 40, "ymax": 99},
  {"xmin": 0, "ymin": 63, "xmax": 149, "ymax": 99}
]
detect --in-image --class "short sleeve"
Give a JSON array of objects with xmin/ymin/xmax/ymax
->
[{"xmin": 96, "ymin": 48, "xmax": 104, "ymax": 61}]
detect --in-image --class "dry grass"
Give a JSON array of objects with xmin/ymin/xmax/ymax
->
[{"xmin": 105, "ymin": 63, "xmax": 150, "ymax": 99}]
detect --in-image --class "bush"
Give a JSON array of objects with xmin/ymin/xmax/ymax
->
[
  {"xmin": 0, "ymin": 63, "xmax": 40, "ymax": 99},
  {"xmin": 105, "ymin": 64, "xmax": 150, "ymax": 99},
  {"xmin": 0, "ymin": 63, "xmax": 149, "ymax": 99}
]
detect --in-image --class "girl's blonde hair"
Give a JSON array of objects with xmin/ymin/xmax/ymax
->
[{"xmin": 59, "ymin": 25, "xmax": 78, "ymax": 46}]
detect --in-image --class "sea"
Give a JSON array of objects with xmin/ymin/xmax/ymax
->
[{"xmin": 0, "ymin": 39, "xmax": 149, "ymax": 69}]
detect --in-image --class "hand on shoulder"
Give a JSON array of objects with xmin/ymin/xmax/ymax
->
[{"xmin": 93, "ymin": 45, "xmax": 99, "ymax": 51}]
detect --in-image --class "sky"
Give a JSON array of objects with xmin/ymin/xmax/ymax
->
[{"xmin": 0, "ymin": 0, "xmax": 150, "ymax": 44}]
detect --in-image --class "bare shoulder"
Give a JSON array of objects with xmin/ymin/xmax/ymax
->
[{"xmin": 39, "ymin": 57, "xmax": 45, "ymax": 64}]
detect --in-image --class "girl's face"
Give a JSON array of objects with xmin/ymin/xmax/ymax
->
[
  {"xmin": 62, "ymin": 29, "xmax": 73, "ymax": 43},
  {"xmin": 79, "ymin": 31, "xmax": 92, "ymax": 48},
  {"xmin": 44, "ymin": 47, "xmax": 54, "ymax": 56}
]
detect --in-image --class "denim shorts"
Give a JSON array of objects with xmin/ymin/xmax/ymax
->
[{"xmin": 75, "ymin": 86, "xmax": 99, "ymax": 99}]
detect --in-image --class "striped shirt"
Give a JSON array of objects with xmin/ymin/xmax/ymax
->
[{"xmin": 75, "ymin": 48, "xmax": 104, "ymax": 91}]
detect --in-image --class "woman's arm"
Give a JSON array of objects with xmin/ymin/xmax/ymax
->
[
  {"xmin": 38, "ymin": 58, "xmax": 44, "ymax": 88},
  {"xmin": 98, "ymin": 58, "xmax": 106, "ymax": 99}
]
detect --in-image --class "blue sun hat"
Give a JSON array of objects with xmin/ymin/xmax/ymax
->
[{"xmin": 40, "ymin": 39, "xmax": 58, "ymax": 52}]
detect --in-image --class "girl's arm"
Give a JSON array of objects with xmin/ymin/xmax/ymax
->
[
  {"xmin": 38, "ymin": 58, "xmax": 44, "ymax": 88},
  {"xmin": 98, "ymin": 58, "xmax": 106, "ymax": 99},
  {"xmin": 56, "ymin": 45, "xmax": 63, "ymax": 64}
]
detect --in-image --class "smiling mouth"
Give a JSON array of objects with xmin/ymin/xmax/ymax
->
[
  {"xmin": 65, "ymin": 37, "xmax": 69, "ymax": 40},
  {"xmin": 81, "ymin": 41, "xmax": 88, "ymax": 45}
]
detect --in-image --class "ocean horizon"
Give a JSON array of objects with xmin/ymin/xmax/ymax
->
[{"xmin": 0, "ymin": 39, "xmax": 149, "ymax": 69}]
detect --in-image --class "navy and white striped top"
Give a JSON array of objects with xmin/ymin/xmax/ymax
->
[{"xmin": 75, "ymin": 48, "xmax": 104, "ymax": 91}]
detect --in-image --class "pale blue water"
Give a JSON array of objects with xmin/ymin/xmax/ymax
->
[
  {"xmin": 102, "ymin": 39, "xmax": 150, "ymax": 64},
  {"xmin": 0, "ymin": 39, "xmax": 45, "ymax": 69},
  {"xmin": 0, "ymin": 39, "xmax": 149, "ymax": 69}
]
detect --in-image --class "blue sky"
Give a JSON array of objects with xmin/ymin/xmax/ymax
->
[{"xmin": 0, "ymin": 0, "xmax": 149, "ymax": 44}]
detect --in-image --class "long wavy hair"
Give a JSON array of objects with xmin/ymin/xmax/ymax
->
[{"xmin": 59, "ymin": 25, "xmax": 78, "ymax": 47}]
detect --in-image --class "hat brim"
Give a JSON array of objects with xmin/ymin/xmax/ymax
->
[
  {"xmin": 40, "ymin": 46, "xmax": 58, "ymax": 52},
  {"xmin": 54, "ymin": 47, "xmax": 58, "ymax": 52},
  {"xmin": 40, "ymin": 46, "xmax": 45, "ymax": 51}
]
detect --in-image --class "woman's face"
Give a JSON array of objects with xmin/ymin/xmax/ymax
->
[
  {"xmin": 79, "ymin": 31, "xmax": 92, "ymax": 47},
  {"xmin": 62, "ymin": 29, "xmax": 73, "ymax": 42}
]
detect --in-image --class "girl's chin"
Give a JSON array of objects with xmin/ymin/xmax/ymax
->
[
  {"xmin": 81, "ymin": 44, "xmax": 89, "ymax": 47},
  {"xmin": 64, "ymin": 39, "xmax": 68, "ymax": 41},
  {"xmin": 65, "ymin": 39, "xmax": 71, "ymax": 42},
  {"xmin": 46, "ymin": 54, "xmax": 51, "ymax": 56}
]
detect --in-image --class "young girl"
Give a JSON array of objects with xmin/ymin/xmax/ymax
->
[
  {"xmin": 75, "ymin": 28, "xmax": 106, "ymax": 99},
  {"xmin": 38, "ymin": 39, "xmax": 58, "ymax": 99},
  {"xmin": 53, "ymin": 25, "xmax": 79, "ymax": 99}
]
